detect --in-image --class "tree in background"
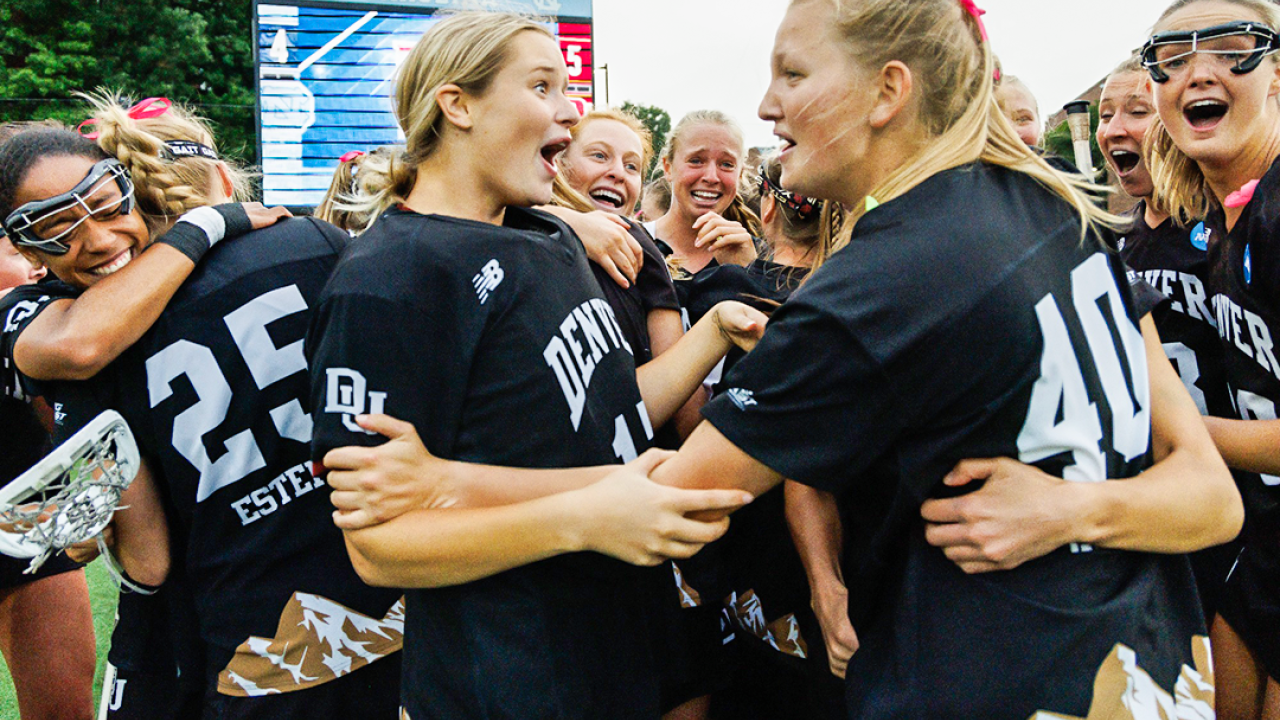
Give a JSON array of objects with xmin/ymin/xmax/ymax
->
[
  {"xmin": 620, "ymin": 101, "xmax": 671, "ymax": 178},
  {"xmin": 0, "ymin": 0, "xmax": 256, "ymax": 162}
]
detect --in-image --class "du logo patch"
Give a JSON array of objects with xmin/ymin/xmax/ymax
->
[
  {"xmin": 727, "ymin": 388, "xmax": 757, "ymax": 410},
  {"xmin": 1191, "ymin": 222, "xmax": 1211, "ymax": 251},
  {"xmin": 473, "ymin": 259, "xmax": 504, "ymax": 305},
  {"xmin": 324, "ymin": 368, "xmax": 386, "ymax": 434}
]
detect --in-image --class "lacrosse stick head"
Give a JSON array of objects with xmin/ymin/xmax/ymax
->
[{"xmin": 0, "ymin": 410, "xmax": 139, "ymax": 574}]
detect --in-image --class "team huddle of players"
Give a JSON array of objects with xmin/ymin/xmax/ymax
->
[{"xmin": 0, "ymin": 0, "xmax": 1278, "ymax": 718}]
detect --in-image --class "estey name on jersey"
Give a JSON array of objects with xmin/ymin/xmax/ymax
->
[
  {"xmin": 230, "ymin": 460, "xmax": 324, "ymax": 526},
  {"xmin": 543, "ymin": 298, "xmax": 633, "ymax": 430},
  {"xmin": 1212, "ymin": 294, "xmax": 1280, "ymax": 382}
]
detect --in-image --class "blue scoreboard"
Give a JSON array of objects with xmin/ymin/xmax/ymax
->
[{"xmin": 254, "ymin": 0, "xmax": 595, "ymax": 206}]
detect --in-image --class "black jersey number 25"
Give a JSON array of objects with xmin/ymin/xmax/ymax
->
[
  {"xmin": 1017, "ymin": 254, "xmax": 1150, "ymax": 483},
  {"xmin": 145, "ymin": 286, "xmax": 313, "ymax": 503}
]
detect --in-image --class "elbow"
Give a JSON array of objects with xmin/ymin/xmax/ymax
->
[
  {"xmin": 131, "ymin": 556, "xmax": 170, "ymax": 589},
  {"xmin": 344, "ymin": 534, "xmax": 400, "ymax": 587},
  {"xmin": 1194, "ymin": 454, "xmax": 1245, "ymax": 548},
  {"xmin": 1210, "ymin": 474, "xmax": 1245, "ymax": 546},
  {"xmin": 53, "ymin": 341, "xmax": 113, "ymax": 380}
]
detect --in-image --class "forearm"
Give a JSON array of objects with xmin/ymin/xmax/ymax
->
[
  {"xmin": 16, "ymin": 245, "xmax": 194, "ymax": 380},
  {"xmin": 636, "ymin": 312, "xmax": 729, "ymax": 428},
  {"xmin": 649, "ymin": 421, "xmax": 782, "ymax": 521},
  {"xmin": 454, "ymin": 461, "xmax": 614, "ymax": 507},
  {"xmin": 343, "ymin": 493, "xmax": 588, "ymax": 588},
  {"xmin": 785, "ymin": 481, "xmax": 844, "ymax": 590},
  {"xmin": 111, "ymin": 464, "xmax": 170, "ymax": 587},
  {"xmin": 1203, "ymin": 416, "xmax": 1280, "ymax": 476}
]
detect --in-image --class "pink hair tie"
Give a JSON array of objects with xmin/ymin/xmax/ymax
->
[
  {"xmin": 959, "ymin": 0, "xmax": 989, "ymax": 42},
  {"xmin": 339, "ymin": 150, "xmax": 366, "ymax": 164},
  {"xmin": 1225, "ymin": 179, "xmax": 1260, "ymax": 208},
  {"xmin": 76, "ymin": 96, "xmax": 172, "ymax": 140}
]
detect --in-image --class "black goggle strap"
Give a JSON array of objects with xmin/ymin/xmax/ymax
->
[
  {"xmin": 1142, "ymin": 21, "xmax": 1279, "ymax": 82},
  {"xmin": 3, "ymin": 159, "xmax": 136, "ymax": 256},
  {"xmin": 162, "ymin": 140, "xmax": 219, "ymax": 161},
  {"xmin": 758, "ymin": 165, "xmax": 822, "ymax": 221}
]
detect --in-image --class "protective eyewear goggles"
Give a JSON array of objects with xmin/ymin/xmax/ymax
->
[
  {"xmin": 3, "ymin": 159, "xmax": 136, "ymax": 256},
  {"xmin": 1141, "ymin": 21, "xmax": 1279, "ymax": 83},
  {"xmin": 757, "ymin": 165, "xmax": 821, "ymax": 222}
]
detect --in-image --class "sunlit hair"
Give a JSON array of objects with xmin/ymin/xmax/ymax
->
[
  {"xmin": 80, "ymin": 91, "xmax": 252, "ymax": 230},
  {"xmin": 347, "ymin": 12, "xmax": 554, "ymax": 224},
  {"xmin": 660, "ymin": 109, "xmax": 763, "ymax": 237},
  {"xmin": 1144, "ymin": 0, "xmax": 1280, "ymax": 225},
  {"xmin": 804, "ymin": 0, "xmax": 1122, "ymax": 272},
  {"xmin": 315, "ymin": 146, "xmax": 400, "ymax": 233},
  {"xmin": 640, "ymin": 177, "xmax": 671, "ymax": 218}
]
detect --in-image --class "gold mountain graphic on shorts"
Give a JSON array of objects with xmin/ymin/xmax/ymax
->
[
  {"xmin": 1030, "ymin": 635, "xmax": 1214, "ymax": 720},
  {"xmin": 726, "ymin": 589, "xmax": 809, "ymax": 659},
  {"xmin": 218, "ymin": 593, "xmax": 405, "ymax": 697}
]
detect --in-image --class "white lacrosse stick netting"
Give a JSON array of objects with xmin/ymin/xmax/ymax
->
[{"xmin": 0, "ymin": 410, "xmax": 140, "ymax": 575}]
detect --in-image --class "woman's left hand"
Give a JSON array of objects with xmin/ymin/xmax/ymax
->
[
  {"xmin": 694, "ymin": 212, "xmax": 757, "ymax": 267},
  {"xmin": 920, "ymin": 458, "xmax": 1076, "ymax": 573},
  {"xmin": 711, "ymin": 300, "xmax": 768, "ymax": 352}
]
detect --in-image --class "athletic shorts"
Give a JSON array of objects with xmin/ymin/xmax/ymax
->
[
  {"xmin": 0, "ymin": 551, "xmax": 81, "ymax": 591},
  {"xmin": 201, "ymin": 652, "xmax": 401, "ymax": 720},
  {"xmin": 1218, "ymin": 536, "xmax": 1280, "ymax": 682},
  {"xmin": 99, "ymin": 662, "xmax": 203, "ymax": 720}
]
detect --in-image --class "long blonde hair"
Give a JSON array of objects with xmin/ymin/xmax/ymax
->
[
  {"xmin": 80, "ymin": 91, "xmax": 252, "ymax": 229},
  {"xmin": 1144, "ymin": 0, "xmax": 1280, "ymax": 225},
  {"xmin": 660, "ymin": 110, "xmax": 764, "ymax": 238},
  {"xmin": 346, "ymin": 13, "xmax": 554, "ymax": 225},
  {"xmin": 809, "ymin": 0, "xmax": 1122, "ymax": 271}
]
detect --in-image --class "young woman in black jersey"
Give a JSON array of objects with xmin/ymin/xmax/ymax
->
[
  {"xmin": 307, "ymin": 12, "xmax": 763, "ymax": 720},
  {"xmin": 1141, "ymin": 0, "xmax": 1280, "ymax": 716},
  {"xmin": 327, "ymin": 1, "xmax": 1245, "ymax": 717}
]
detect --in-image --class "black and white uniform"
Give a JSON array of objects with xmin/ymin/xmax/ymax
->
[
  {"xmin": 53, "ymin": 218, "xmax": 403, "ymax": 717},
  {"xmin": 1121, "ymin": 202, "xmax": 1240, "ymax": 620},
  {"xmin": 1202, "ymin": 157, "xmax": 1280, "ymax": 682},
  {"xmin": 0, "ymin": 277, "xmax": 200, "ymax": 720},
  {"xmin": 591, "ymin": 220, "xmax": 680, "ymax": 366},
  {"xmin": 309, "ymin": 206, "xmax": 661, "ymax": 719},
  {"xmin": 703, "ymin": 163, "xmax": 1209, "ymax": 719}
]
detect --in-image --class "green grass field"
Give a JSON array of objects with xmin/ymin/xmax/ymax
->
[{"xmin": 0, "ymin": 559, "xmax": 119, "ymax": 719}]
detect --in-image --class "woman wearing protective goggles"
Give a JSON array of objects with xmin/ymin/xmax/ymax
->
[{"xmin": 1144, "ymin": 2, "xmax": 1280, "ymax": 719}]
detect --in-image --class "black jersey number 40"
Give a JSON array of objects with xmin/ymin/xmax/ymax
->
[
  {"xmin": 1017, "ymin": 254, "xmax": 1150, "ymax": 484},
  {"xmin": 146, "ymin": 285, "xmax": 313, "ymax": 504}
]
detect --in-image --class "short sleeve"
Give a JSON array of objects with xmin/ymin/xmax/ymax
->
[
  {"xmin": 701, "ymin": 293, "xmax": 906, "ymax": 492},
  {"xmin": 0, "ymin": 286, "xmax": 68, "ymax": 401},
  {"xmin": 1125, "ymin": 270, "xmax": 1169, "ymax": 318},
  {"xmin": 629, "ymin": 224, "xmax": 679, "ymax": 314}
]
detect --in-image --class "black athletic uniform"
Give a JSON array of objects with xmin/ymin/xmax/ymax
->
[
  {"xmin": 591, "ymin": 220, "xmax": 680, "ymax": 366},
  {"xmin": 53, "ymin": 218, "xmax": 403, "ymax": 717},
  {"xmin": 0, "ymin": 277, "xmax": 200, "ymax": 720},
  {"xmin": 703, "ymin": 163, "xmax": 1209, "ymax": 719},
  {"xmin": 1202, "ymin": 158, "xmax": 1280, "ymax": 682},
  {"xmin": 1121, "ymin": 201, "xmax": 1241, "ymax": 620},
  {"xmin": 309, "ymin": 206, "xmax": 661, "ymax": 720}
]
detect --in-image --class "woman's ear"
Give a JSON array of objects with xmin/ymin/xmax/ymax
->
[
  {"xmin": 761, "ymin": 191, "xmax": 778, "ymax": 226},
  {"xmin": 436, "ymin": 84, "xmax": 474, "ymax": 131},
  {"xmin": 869, "ymin": 61, "xmax": 915, "ymax": 130},
  {"xmin": 215, "ymin": 162, "xmax": 234, "ymax": 202}
]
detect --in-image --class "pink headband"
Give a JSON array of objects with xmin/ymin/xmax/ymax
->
[
  {"xmin": 958, "ymin": 0, "xmax": 989, "ymax": 42},
  {"xmin": 339, "ymin": 150, "xmax": 366, "ymax": 164},
  {"xmin": 77, "ymin": 97, "xmax": 172, "ymax": 140}
]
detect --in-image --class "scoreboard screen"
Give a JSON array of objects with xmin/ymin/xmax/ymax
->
[{"xmin": 254, "ymin": 0, "xmax": 594, "ymax": 206}]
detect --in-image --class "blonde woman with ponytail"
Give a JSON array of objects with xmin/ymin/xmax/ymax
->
[{"xmin": 1141, "ymin": 1, "xmax": 1280, "ymax": 716}]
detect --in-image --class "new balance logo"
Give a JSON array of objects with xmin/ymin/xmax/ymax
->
[
  {"xmin": 727, "ymin": 388, "xmax": 757, "ymax": 410},
  {"xmin": 473, "ymin": 259, "xmax": 504, "ymax": 305},
  {"xmin": 324, "ymin": 368, "xmax": 387, "ymax": 434}
]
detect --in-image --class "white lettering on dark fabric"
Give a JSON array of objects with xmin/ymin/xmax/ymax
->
[
  {"xmin": 231, "ymin": 462, "xmax": 325, "ymax": 526},
  {"xmin": 1137, "ymin": 269, "xmax": 1214, "ymax": 327},
  {"xmin": 543, "ymin": 299, "xmax": 634, "ymax": 430},
  {"xmin": 1212, "ymin": 295, "xmax": 1280, "ymax": 381},
  {"xmin": 323, "ymin": 368, "xmax": 387, "ymax": 434}
]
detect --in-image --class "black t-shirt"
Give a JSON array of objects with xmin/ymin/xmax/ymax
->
[
  {"xmin": 55, "ymin": 217, "xmax": 404, "ymax": 696},
  {"xmin": 308, "ymin": 206, "xmax": 660, "ymax": 719},
  {"xmin": 1121, "ymin": 201, "xmax": 1234, "ymax": 417},
  {"xmin": 589, "ymin": 220, "xmax": 680, "ymax": 366},
  {"xmin": 703, "ymin": 163, "xmax": 1207, "ymax": 718},
  {"xmin": 0, "ymin": 276, "xmax": 78, "ymax": 403},
  {"xmin": 1204, "ymin": 158, "xmax": 1280, "ymax": 549}
]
